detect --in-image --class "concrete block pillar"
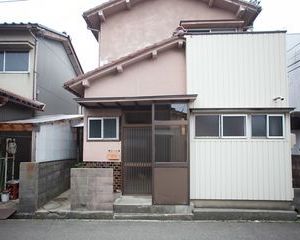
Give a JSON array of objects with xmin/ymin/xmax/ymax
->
[
  {"xmin": 71, "ymin": 168, "xmax": 114, "ymax": 211},
  {"xmin": 19, "ymin": 162, "xmax": 39, "ymax": 213}
]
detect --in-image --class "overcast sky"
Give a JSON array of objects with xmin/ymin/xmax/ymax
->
[{"xmin": 0, "ymin": 0, "xmax": 299, "ymax": 72}]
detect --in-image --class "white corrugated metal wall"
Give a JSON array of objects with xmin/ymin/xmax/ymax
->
[
  {"xmin": 187, "ymin": 32, "xmax": 293, "ymax": 201},
  {"xmin": 186, "ymin": 33, "xmax": 288, "ymax": 108},
  {"xmin": 190, "ymin": 114, "xmax": 293, "ymax": 201},
  {"xmin": 35, "ymin": 121, "xmax": 77, "ymax": 162}
]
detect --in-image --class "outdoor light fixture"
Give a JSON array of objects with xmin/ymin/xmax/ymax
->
[{"xmin": 273, "ymin": 96, "xmax": 285, "ymax": 101}]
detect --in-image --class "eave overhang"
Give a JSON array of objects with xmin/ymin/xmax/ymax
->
[
  {"xmin": 0, "ymin": 88, "xmax": 45, "ymax": 111},
  {"xmin": 83, "ymin": 0, "xmax": 262, "ymax": 40},
  {"xmin": 76, "ymin": 94, "xmax": 198, "ymax": 108},
  {"xmin": 0, "ymin": 23, "xmax": 84, "ymax": 76},
  {"xmin": 64, "ymin": 36, "xmax": 185, "ymax": 97}
]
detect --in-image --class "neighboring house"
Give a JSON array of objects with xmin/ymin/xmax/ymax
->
[
  {"xmin": 0, "ymin": 24, "xmax": 83, "ymax": 202},
  {"xmin": 64, "ymin": 0, "xmax": 294, "ymax": 208},
  {"xmin": 0, "ymin": 114, "xmax": 82, "ymax": 212},
  {"xmin": 287, "ymin": 33, "xmax": 300, "ymax": 189},
  {"xmin": 0, "ymin": 23, "xmax": 83, "ymax": 121}
]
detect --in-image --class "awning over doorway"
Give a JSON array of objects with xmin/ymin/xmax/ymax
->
[{"xmin": 75, "ymin": 94, "xmax": 198, "ymax": 108}]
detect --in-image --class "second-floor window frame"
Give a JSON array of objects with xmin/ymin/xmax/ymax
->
[{"xmin": 0, "ymin": 50, "xmax": 30, "ymax": 73}]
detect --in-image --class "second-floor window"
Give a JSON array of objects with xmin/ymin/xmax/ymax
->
[{"xmin": 0, "ymin": 51, "xmax": 29, "ymax": 72}]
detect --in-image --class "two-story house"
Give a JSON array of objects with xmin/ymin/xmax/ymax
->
[
  {"xmin": 0, "ymin": 23, "xmax": 83, "ymax": 193},
  {"xmin": 64, "ymin": 0, "xmax": 294, "ymax": 211},
  {"xmin": 0, "ymin": 23, "xmax": 83, "ymax": 121}
]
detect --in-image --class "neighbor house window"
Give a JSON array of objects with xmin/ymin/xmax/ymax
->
[
  {"xmin": 0, "ymin": 52, "xmax": 4, "ymax": 71},
  {"xmin": 195, "ymin": 115, "xmax": 219, "ymax": 137},
  {"xmin": 88, "ymin": 117, "xmax": 119, "ymax": 140},
  {"xmin": 222, "ymin": 115, "xmax": 246, "ymax": 137},
  {"xmin": 0, "ymin": 51, "xmax": 29, "ymax": 72},
  {"xmin": 251, "ymin": 115, "xmax": 284, "ymax": 138}
]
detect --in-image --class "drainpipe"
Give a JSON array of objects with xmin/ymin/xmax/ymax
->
[{"xmin": 28, "ymin": 28, "xmax": 38, "ymax": 104}]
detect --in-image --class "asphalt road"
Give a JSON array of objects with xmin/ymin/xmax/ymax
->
[{"xmin": 0, "ymin": 220, "xmax": 299, "ymax": 240}]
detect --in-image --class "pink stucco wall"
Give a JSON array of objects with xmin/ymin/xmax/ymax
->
[
  {"xmin": 85, "ymin": 48, "xmax": 186, "ymax": 98},
  {"xmin": 100, "ymin": 0, "xmax": 235, "ymax": 62},
  {"xmin": 83, "ymin": 108, "xmax": 122, "ymax": 162}
]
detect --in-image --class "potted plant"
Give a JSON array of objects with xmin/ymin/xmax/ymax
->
[{"xmin": 1, "ymin": 189, "xmax": 9, "ymax": 203}]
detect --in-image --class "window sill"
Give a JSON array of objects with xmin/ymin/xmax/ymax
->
[
  {"xmin": 87, "ymin": 139, "xmax": 120, "ymax": 142},
  {"xmin": 0, "ymin": 71, "xmax": 30, "ymax": 74}
]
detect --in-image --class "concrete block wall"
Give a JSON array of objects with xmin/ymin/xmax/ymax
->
[
  {"xmin": 19, "ymin": 159, "xmax": 75, "ymax": 213},
  {"xmin": 71, "ymin": 168, "xmax": 114, "ymax": 211},
  {"xmin": 84, "ymin": 162, "xmax": 121, "ymax": 192}
]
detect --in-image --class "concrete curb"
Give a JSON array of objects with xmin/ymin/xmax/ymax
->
[
  {"xmin": 193, "ymin": 208, "xmax": 298, "ymax": 221},
  {"xmin": 11, "ymin": 209, "xmax": 298, "ymax": 221}
]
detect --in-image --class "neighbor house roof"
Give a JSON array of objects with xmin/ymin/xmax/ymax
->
[
  {"xmin": 83, "ymin": 0, "xmax": 262, "ymax": 39},
  {"xmin": 0, "ymin": 114, "xmax": 83, "ymax": 124},
  {"xmin": 0, "ymin": 114, "xmax": 83, "ymax": 132},
  {"xmin": 64, "ymin": 36, "xmax": 185, "ymax": 97},
  {"xmin": 0, "ymin": 23, "xmax": 84, "ymax": 76},
  {"xmin": 0, "ymin": 87, "xmax": 45, "ymax": 111}
]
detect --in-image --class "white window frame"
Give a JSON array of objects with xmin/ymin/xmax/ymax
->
[
  {"xmin": 88, "ymin": 117, "xmax": 119, "ymax": 141},
  {"xmin": 194, "ymin": 114, "xmax": 220, "ymax": 139},
  {"xmin": 250, "ymin": 114, "xmax": 285, "ymax": 139},
  {"xmin": 267, "ymin": 114, "xmax": 285, "ymax": 139},
  {"xmin": 0, "ymin": 50, "xmax": 30, "ymax": 73},
  {"xmin": 221, "ymin": 114, "xmax": 247, "ymax": 139}
]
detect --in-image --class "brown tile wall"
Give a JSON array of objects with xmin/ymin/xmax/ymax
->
[{"xmin": 83, "ymin": 162, "xmax": 122, "ymax": 193}]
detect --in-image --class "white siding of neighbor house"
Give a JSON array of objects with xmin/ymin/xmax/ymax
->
[
  {"xmin": 287, "ymin": 33, "xmax": 300, "ymax": 111},
  {"xmin": 35, "ymin": 122, "xmax": 76, "ymax": 162},
  {"xmin": 186, "ymin": 32, "xmax": 288, "ymax": 109},
  {"xmin": 190, "ymin": 114, "xmax": 294, "ymax": 201}
]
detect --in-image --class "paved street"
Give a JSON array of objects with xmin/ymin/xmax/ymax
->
[{"xmin": 0, "ymin": 220, "xmax": 299, "ymax": 240}]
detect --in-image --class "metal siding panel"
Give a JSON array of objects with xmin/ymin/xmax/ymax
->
[
  {"xmin": 186, "ymin": 33, "xmax": 288, "ymax": 108},
  {"xmin": 35, "ymin": 122, "xmax": 76, "ymax": 162},
  {"xmin": 190, "ymin": 115, "xmax": 293, "ymax": 201}
]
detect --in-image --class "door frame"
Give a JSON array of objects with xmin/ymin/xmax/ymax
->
[
  {"xmin": 121, "ymin": 123, "xmax": 152, "ymax": 195},
  {"xmin": 151, "ymin": 103, "xmax": 190, "ymax": 205},
  {"xmin": 120, "ymin": 103, "xmax": 190, "ymax": 204}
]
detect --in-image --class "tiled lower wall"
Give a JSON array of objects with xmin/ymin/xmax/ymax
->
[{"xmin": 83, "ymin": 162, "xmax": 122, "ymax": 193}]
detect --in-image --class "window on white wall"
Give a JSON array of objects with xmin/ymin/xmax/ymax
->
[
  {"xmin": 222, "ymin": 115, "xmax": 246, "ymax": 137},
  {"xmin": 0, "ymin": 51, "xmax": 29, "ymax": 72},
  {"xmin": 88, "ymin": 117, "xmax": 119, "ymax": 140},
  {"xmin": 268, "ymin": 115, "xmax": 284, "ymax": 137},
  {"xmin": 195, "ymin": 115, "xmax": 219, "ymax": 137},
  {"xmin": 252, "ymin": 115, "xmax": 267, "ymax": 137},
  {"xmin": 251, "ymin": 115, "xmax": 284, "ymax": 138}
]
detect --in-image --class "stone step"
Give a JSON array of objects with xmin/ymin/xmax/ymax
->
[
  {"xmin": 193, "ymin": 208, "xmax": 298, "ymax": 221},
  {"xmin": 113, "ymin": 213, "xmax": 193, "ymax": 221},
  {"xmin": 113, "ymin": 204, "xmax": 193, "ymax": 214}
]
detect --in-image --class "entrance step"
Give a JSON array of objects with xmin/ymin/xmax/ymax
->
[
  {"xmin": 113, "ymin": 195, "xmax": 192, "ymax": 214},
  {"xmin": 193, "ymin": 208, "xmax": 298, "ymax": 221},
  {"xmin": 113, "ymin": 213, "xmax": 193, "ymax": 220},
  {"xmin": 114, "ymin": 204, "xmax": 193, "ymax": 214}
]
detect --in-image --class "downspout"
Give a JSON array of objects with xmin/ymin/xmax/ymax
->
[{"xmin": 28, "ymin": 28, "xmax": 38, "ymax": 104}]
